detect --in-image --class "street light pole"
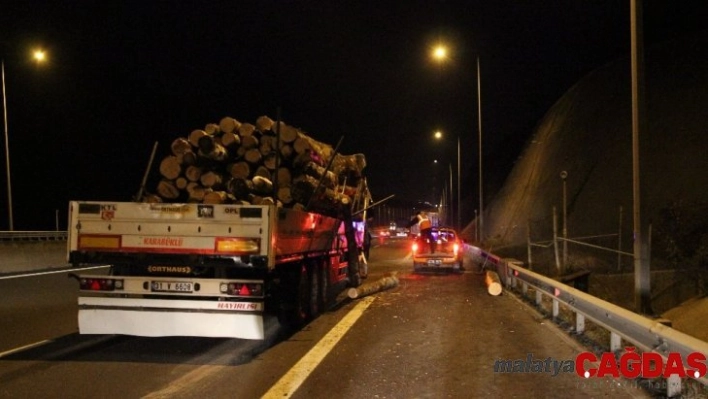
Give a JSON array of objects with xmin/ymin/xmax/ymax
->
[
  {"xmin": 448, "ymin": 163, "xmax": 453, "ymax": 227},
  {"xmin": 560, "ymin": 171, "xmax": 568, "ymax": 270},
  {"xmin": 457, "ymin": 136, "xmax": 461, "ymax": 232},
  {"xmin": 1, "ymin": 60, "xmax": 13, "ymax": 231},
  {"xmin": 476, "ymin": 56, "xmax": 483, "ymax": 242}
]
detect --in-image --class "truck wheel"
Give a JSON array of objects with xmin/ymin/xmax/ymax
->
[
  {"xmin": 307, "ymin": 262, "xmax": 321, "ymax": 318},
  {"xmin": 319, "ymin": 258, "xmax": 330, "ymax": 310},
  {"xmin": 277, "ymin": 264, "xmax": 310, "ymax": 329}
]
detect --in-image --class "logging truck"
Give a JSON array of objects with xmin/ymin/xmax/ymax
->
[
  {"xmin": 68, "ymin": 199, "xmax": 369, "ymax": 340},
  {"xmin": 68, "ymin": 115, "xmax": 374, "ymax": 340}
]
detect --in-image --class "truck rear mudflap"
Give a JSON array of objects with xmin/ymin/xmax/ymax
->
[{"xmin": 78, "ymin": 296, "xmax": 265, "ymax": 339}]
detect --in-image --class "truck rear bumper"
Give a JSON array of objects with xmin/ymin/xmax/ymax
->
[{"xmin": 78, "ymin": 296, "xmax": 264, "ymax": 340}]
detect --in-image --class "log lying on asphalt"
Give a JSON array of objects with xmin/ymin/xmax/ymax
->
[
  {"xmin": 345, "ymin": 272, "xmax": 399, "ymax": 299},
  {"xmin": 485, "ymin": 270, "xmax": 503, "ymax": 296}
]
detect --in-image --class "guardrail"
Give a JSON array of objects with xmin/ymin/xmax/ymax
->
[
  {"xmin": 0, "ymin": 231, "xmax": 68, "ymax": 241},
  {"xmin": 472, "ymin": 246, "xmax": 708, "ymax": 398}
]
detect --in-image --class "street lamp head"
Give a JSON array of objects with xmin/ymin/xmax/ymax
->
[
  {"xmin": 434, "ymin": 130, "xmax": 442, "ymax": 140},
  {"xmin": 432, "ymin": 45, "xmax": 447, "ymax": 62},
  {"xmin": 33, "ymin": 49, "xmax": 46, "ymax": 63}
]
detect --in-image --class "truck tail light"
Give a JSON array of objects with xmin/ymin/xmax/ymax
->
[
  {"xmin": 80, "ymin": 277, "xmax": 123, "ymax": 291},
  {"xmin": 215, "ymin": 237, "xmax": 260, "ymax": 254},
  {"xmin": 453, "ymin": 243, "xmax": 460, "ymax": 255},
  {"xmin": 221, "ymin": 282, "xmax": 263, "ymax": 297},
  {"xmin": 412, "ymin": 242, "xmax": 419, "ymax": 253}
]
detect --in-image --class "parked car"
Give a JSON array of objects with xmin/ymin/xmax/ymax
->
[{"xmin": 411, "ymin": 227, "xmax": 464, "ymax": 273}]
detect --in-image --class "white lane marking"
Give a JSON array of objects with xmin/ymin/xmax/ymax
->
[
  {"xmin": 262, "ymin": 296, "xmax": 376, "ymax": 399},
  {"xmin": 0, "ymin": 339, "xmax": 53, "ymax": 358},
  {"xmin": 0, "ymin": 265, "xmax": 110, "ymax": 280}
]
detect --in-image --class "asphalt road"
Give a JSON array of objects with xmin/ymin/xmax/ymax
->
[{"xmin": 0, "ymin": 238, "xmax": 651, "ymax": 398}]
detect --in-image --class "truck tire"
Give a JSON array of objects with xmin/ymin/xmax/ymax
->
[
  {"xmin": 307, "ymin": 262, "xmax": 321, "ymax": 318},
  {"xmin": 277, "ymin": 264, "xmax": 310, "ymax": 330},
  {"xmin": 319, "ymin": 258, "xmax": 330, "ymax": 310}
]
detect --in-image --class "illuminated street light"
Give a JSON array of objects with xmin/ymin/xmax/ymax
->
[
  {"xmin": 432, "ymin": 45, "xmax": 447, "ymax": 61},
  {"xmin": 2, "ymin": 48, "xmax": 47, "ymax": 230},
  {"xmin": 33, "ymin": 50, "xmax": 46, "ymax": 62}
]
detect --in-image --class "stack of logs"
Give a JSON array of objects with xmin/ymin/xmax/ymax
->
[{"xmin": 148, "ymin": 115, "xmax": 367, "ymax": 217}]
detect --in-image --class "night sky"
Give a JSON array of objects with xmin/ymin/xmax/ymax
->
[{"xmin": 1, "ymin": 1, "xmax": 705, "ymax": 230}]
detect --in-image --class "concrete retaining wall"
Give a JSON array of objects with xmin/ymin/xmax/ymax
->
[{"xmin": 0, "ymin": 241, "xmax": 69, "ymax": 274}]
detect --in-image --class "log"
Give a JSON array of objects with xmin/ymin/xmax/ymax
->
[
  {"xmin": 187, "ymin": 185, "xmax": 210, "ymax": 202},
  {"xmin": 255, "ymin": 115, "xmax": 274, "ymax": 132},
  {"xmin": 238, "ymin": 123, "xmax": 256, "ymax": 137},
  {"xmin": 159, "ymin": 156, "xmax": 181, "ymax": 180},
  {"xmin": 244, "ymin": 148, "xmax": 263, "ymax": 164},
  {"xmin": 276, "ymin": 167, "xmax": 292, "ymax": 187},
  {"xmin": 221, "ymin": 131, "xmax": 241, "ymax": 150},
  {"xmin": 293, "ymin": 136, "xmax": 312, "ymax": 155},
  {"xmin": 263, "ymin": 152, "xmax": 278, "ymax": 170},
  {"xmin": 203, "ymin": 190, "xmax": 228, "ymax": 204},
  {"xmin": 254, "ymin": 165, "xmax": 271, "ymax": 180},
  {"xmin": 171, "ymin": 138, "xmax": 192, "ymax": 156},
  {"xmin": 293, "ymin": 131, "xmax": 334, "ymax": 162},
  {"xmin": 218, "ymin": 116, "xmax": 241, "ymax": 134},
  {"xmin": 302, "ymin": 161, "xmax": 336, "ymax": 188},
  {"xmin": 240, "ymin": 135, "xmax": 259, "ymax": 150},
  {"xmin": 198, "ymin": 135, "xmax": 228, "ymax": 162},
  {"xmin": 259, "ymin": 135, "xmax": 276, "ymax": 155},
  {"xmin": 175, "ymin": 176, "xmax": 188, "ymax": 190},
  {"xmin": 252, "ymin": 176, "xmax": 273, "ymax": 195},
  {"xmin": 157, "ymin": 179, "xmax": 180, "ymax": 199},
  {"xmin": 185, "ymin": 165, "xmax": 202, "ymax": 182},
  {"xmin": 228, "ymin": 161, "xmax": 250, "ymax": 179},
  {"xmin": 177, "ymin": 150, "xmax": 197, "ymax": 166},
  {"xmin": 200, "ymin": 171, "xmax": 224, "ymax": 189},
  {"xmin": 277, "ymin": 122, "xmax": 299, "ymax": 143},
  {"xmin": 279, "ymin": 143, "xmax": 294, "ymax": 160},
  {"xmin": 204, "ymin": 123, "xmax": 220, "ymax": 136},
  {"xmin": 227, "ymin": 177, "xmax": 253, "ymax": 200},
  {"xmin": 277, "ymin": 186, "xmax": 293, "ymax": 205},
  {"xmin": 485, "ymin": 270, "xmax": 503, "ymax": 296},
  {"xmin": 331, "ymin": 153, "xmax": 367, "ymax": 178},
  {"xmin": 188, "ymin": 129, "xmax": 208, "ymax": 147},
  {"xmin": 345, "ymin": 273, "xmax": 399, "ymax": 299}
]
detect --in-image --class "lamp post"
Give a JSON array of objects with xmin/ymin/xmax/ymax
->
[
  {"xmin": 2, "ymin": 49, "xmax": 46, "ymax": 231},
  {"xmin": 476, "ymin": 56, "xmax": 483, "ymax": 242},
  {"xmin": 560, "ymin": 170, "xmax": 568, "ymax": 269},
  {"xmin": 431, "ymin": 45, "xmax": 483, "ymax": 239},
  {"xmin": 1, "ymin": 60, "xmax": 12, "ymax": 230}
]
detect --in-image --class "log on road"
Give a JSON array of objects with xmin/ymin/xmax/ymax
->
[
  {"xmin": 485, "ymin": 270, "xmax": 503, "ymax": 296},
  {"xmin": 345, "ymin": 272, "xmax": 399, "ymax": 300}
]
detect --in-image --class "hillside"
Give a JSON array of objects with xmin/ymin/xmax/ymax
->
[
  {"xmin": 466, "ymin": 32, "xmax": 708, "ymax": 336},
  {"xmin": 475, "ymin": 31, "xmax": 708, "ymax": 259}
]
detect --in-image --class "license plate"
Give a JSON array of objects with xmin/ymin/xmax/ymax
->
[
  {"xmin": 427, "ymin": 259, "xmax": 442, "ymax": 266},
  {"xmin": 151, "ymin": 281, "xmax": 193, "ymax": 293}
]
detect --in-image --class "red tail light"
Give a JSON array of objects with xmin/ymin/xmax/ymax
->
[
  {"xmin": 412, "ymin": 242, "xmax": 419, "ymax": 253},
  {"xmin": 453, "ymin": 243, "xmax": 460, "ymax": 255},
  {"xmin": 80, "ymin": 277, "xmax": 123, "ymax": 291},
  {"xmin": 223, "ymin": 283, "xmax": 263, "ymax": 297}
]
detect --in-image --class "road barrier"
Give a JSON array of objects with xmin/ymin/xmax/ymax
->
[{"xmin": 471, "ymin": 245, "xmax": 708, "ymax": 398}]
